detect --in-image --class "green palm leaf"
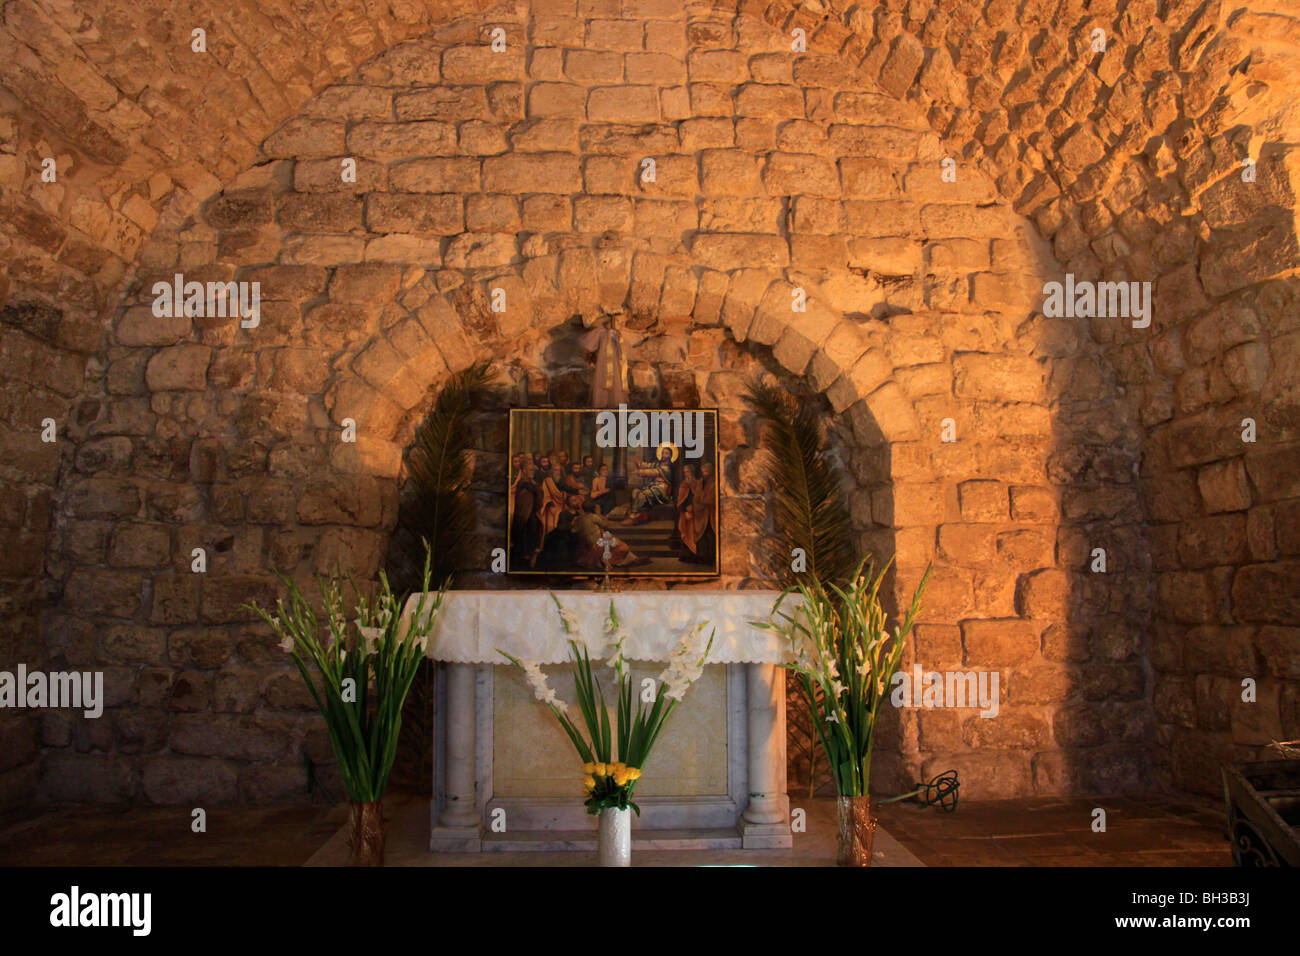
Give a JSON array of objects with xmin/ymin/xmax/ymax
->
[
  {"xmin": 387, "ymin": 361, "xmax": 496, "ymax": 794},
  {"xmin": 395, "ymin": 359, "xmax": 496, "ymax": 589},
  {"xmin": 743, "ymin": 379, "xmax": 855, "ymax": 590}
]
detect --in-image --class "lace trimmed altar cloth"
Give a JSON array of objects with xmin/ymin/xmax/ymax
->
[{"xmin": 401, "ymin": 589, "xmax": 794, "ymax": 664}]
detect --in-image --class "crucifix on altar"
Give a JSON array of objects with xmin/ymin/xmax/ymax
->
[{"xmin": 595, "ymin": 529, "xmax": 616, "ymax": 591}]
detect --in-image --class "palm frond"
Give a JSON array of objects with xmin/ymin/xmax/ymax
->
[
  {"xmin": 387, "ymin": 361, "xmax": 494, "ymax": 794},
  {"xmin": 743, "ymin": 378, "xmax": 856, "ymax": 589},
  {"xmin": 393, "ymin": 360, "xmax": 496, "ymax": 590}
]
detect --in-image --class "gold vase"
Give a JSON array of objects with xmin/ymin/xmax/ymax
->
[
  {"xmin": 835, "ymin": 795, "xmax": 877, "ymax": 866},
  {"xmin": 349, "ymin": 800, "xmax": 386, "ymax": 867}
]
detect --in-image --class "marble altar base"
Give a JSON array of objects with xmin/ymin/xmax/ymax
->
[{"xmin": 411, "ymin": 590, "xmax": 795, "ymax": 853}]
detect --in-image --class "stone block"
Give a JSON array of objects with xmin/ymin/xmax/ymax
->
[
  {"xmin": 145, "ymin": 345, "xmax": 211, "ymax": 391},
  {"xmin": 691, "ymin": 234, "xmax": 788, "ymax": 270},
  {"xmin": 107, "ymin": 522, "xmax": 171, "ymax": 568},
  {"xmin": 365, "ymin": 194, "xmax": 463, "ymax": 234},
  {"xmin": 440, "ymin": 45, "xmax": 525, "ymax": 83},
  {"xmin": 1016, "ymin": 568, "xmax": 1068, "ymax": 619},
  {"xmin": 482, "ymin": 153, "xmax": 581, "ymax": 193},
  {"xmin": 168, "ymin": 628, "xmax": 233, "ymax": 669},
  {"xmin": 141, "ymin": 757, "xmax": 237, "ymax": 804},
  {"xmin": 275, "ymin": 193, "xmax": 363, "ymax": 232},
  {"xmin": 39, "ymin": 753, "xmax": 135, "ymax": 802},
  {"xmin": 958, "ymin": 480, "xmax": 1007, "ymax": 521},
  {"xmin": 1232, "ymin": 561, "xmax": 1300, "ymax": 624},
  {"xmin": 264, "ymin": 118, "xmax": 346, "ymax": 157},
  {"xmin": 587, "ymin": 86, "xmax": 660, "ymax": 123},
  {"xmin": 528, "ymin": 82, "xmax": 587, "ymax": 116},
  {"xmin": 839, "ymin": 158, "xmax": 898, "ymax": 198},
  {"xmin": 200, "ymin": 574, "xmax": 278, "ymax": 624},
  {"xmin": 169, "ymin": 714, "xmax": 294, "ymax": 761},
  {"xmin": 347, "ymin": 121, "xmax": 456, "ymax": 159},
  {"xmin": 699, "ymin": 149, "xmax": 760, "ymax": 195}
]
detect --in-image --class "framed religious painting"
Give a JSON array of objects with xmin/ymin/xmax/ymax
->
[{"xmin": 506, "ymin": 407, "xmax": 721, "ymax": 577}]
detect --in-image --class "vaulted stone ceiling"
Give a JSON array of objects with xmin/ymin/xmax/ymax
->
[{"xmin": 4, "ymin": 1, "xmax": 1299, "ymax": 322}]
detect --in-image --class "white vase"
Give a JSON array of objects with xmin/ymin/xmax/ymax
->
[{"xmin": 598, "ymin": 807, "xmax": 631, "ymax": 867}]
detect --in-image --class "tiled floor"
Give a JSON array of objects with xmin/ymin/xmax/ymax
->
[
  {"xmin": 0, "ymin": 792, "xmax": 1233, "ymax": 866},
  {"xmin": 873, "ymin": 794, "xmax": 1233, "ymax": 866},
  {"xmin": 0, "ymin": 802, "xmax": 348, "ymax": 866}
]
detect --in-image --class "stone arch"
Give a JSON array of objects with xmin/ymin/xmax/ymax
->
[{"xmin": 332, "ymin": 257, "xmax": 925, "ymax": 470}]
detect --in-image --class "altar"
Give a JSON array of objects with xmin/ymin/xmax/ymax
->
[{"xmin": 403, "ymin": 590, "xmax": 794, "ymax": 852}]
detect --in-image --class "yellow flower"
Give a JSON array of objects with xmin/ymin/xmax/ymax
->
[
  {"xmin": 628, "ymin": 767, "xmax": 642, "ymax": 781},
  {"xmin": 594, "ymin": 762, "xmax": 607, "ymax": 776},
  {"xmin": 583, "ymin": 775, "xmax": 596, "ymax": 791},
  {"xmin": 582, "ymin": 762, "xmax": 596, "ymax": 774},
  {"xmin": 613, "ymin": 770, "xmax": 630, "ymax": 786},
  {"xmin": 610, "ymin": 761, "xmax": 625, "ymax": 774}
]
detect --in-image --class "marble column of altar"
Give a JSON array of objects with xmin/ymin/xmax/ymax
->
[
  {"xmin": 741, "ymin": 662, "xmax": 792, "ymax": 848},
  {"xmin": 429, "ymin": 662, "xmax": 481, "ymax": 852}
]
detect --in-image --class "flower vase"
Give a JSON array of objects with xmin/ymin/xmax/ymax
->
[
  {"xmin": 598, "ymin": 807, "xmax": 631, "ymax": 867},
  {"xmin": 835, "ymin": 796, "xmax": 877, "ymax": 866},
  {"xmin": 350, "ymin": 800, "xmax": 386, "ymax": 867}
]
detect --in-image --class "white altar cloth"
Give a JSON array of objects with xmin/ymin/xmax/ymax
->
[{"xmin": 402, "ymin": 589, "xmax": 794, "ymax": 664}]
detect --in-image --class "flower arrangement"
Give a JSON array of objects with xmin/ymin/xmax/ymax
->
[
  {"xmin": 246, "ymin": 549, "xmax": 446, "ymax": 864},
  {"xmin": 756, "ymin": 556, "xmax": 927, "ymax": 866},
  {"xmin": 757, "ymin": 557, "xmax": 928, "ymax": 797},
  {"xmin": 500, "ymin": 595, "xmax": 714, "ymax": 816}
]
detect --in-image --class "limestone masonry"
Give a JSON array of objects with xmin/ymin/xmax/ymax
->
[{"xmin": 0, "ymin": 0, "xmax": 1297, "ymax": 808}]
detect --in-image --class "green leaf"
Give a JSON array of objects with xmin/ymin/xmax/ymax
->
[
  {"xmin": 390, "ymin": 360, "xmax": 497, "ymax": 591},
  {"xmin": 742, "ymin": 379, "xmax": 855, "ymax": 590}
]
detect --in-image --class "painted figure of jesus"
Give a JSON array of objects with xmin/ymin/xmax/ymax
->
[{"xmin": 625, "ymin": 443, "xmax": 675, "ymax": 525}]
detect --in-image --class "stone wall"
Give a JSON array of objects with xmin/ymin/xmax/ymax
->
[
  {"xmin": 1143, "ymin": 274, "xmax": 1300, "ymax": 792},
  {"xmin": 1, "ymin": 0, "xmax": 1297, "ymax": 807},
  {"xmin": 35, "ymin": 1, "xmax": 1134, "ymax": 804}
]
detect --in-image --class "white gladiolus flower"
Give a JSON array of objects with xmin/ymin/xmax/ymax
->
[
  {"xmin": 656, "ymin": 623, "xmax": 711, "ymax": 701},
  {"xmin": 277, "ymin": 634, "xmax": 294, "ymax": 654},
  {"xmin": 555, "ymin": 603, "xmax": 602, "ymax": 656},
  {"xmin": 791, "ymin": 636, "xmax": 817, "ymax": 672},
  {"xmin": 558, "ymin": 607, "xmax": 581, "ymax": 635},
  {"xmin": 599, "ymin": 615, "xmax": 632, "ymax": 657},
  {"xmin": 602, "ymin": 621, "xmax": 633, "ymax": 671},
  {"xmin": 326, "ymin": 598, "xmax": 346, "ymax": 637},
  {"xmin": 357, "ymin": 624, "xmax": 383, "ymax": 654},
  {"xmin": 520, "ymin": 660, "xmax": 570, "ymax": 715}
]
